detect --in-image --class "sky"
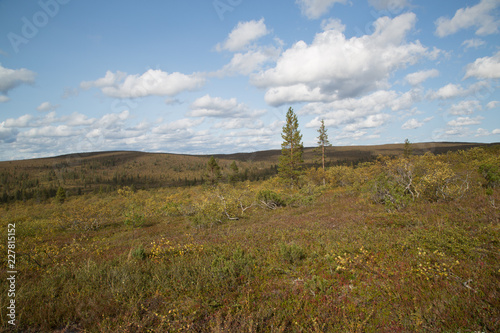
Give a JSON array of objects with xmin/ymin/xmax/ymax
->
[{"xmin": 0, "ymin": 0, "xmax": 499, "ymax": 161}]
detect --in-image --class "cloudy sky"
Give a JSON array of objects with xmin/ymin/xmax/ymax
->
[{"xmin": 0, "ymin": 0, "xmax": 499, "ymax": 160}]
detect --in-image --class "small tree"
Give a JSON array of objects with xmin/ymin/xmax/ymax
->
[
  {"xmin": 55, "ymin": 186, "xmax": 66, "ymax": 204},
  {"xmin": 315, "ymin": 119, "xmax": 332, "ymax": 184},
  {"xmin": 206, "ymin": 156, "xmax": 222, "ymax": 185},
  {"xmin": 278, "ymin": 107, "xmax": 303, "ymax": 187},
  {"xmin": 229, "ymin": 161, "xmax": 240, "ymax": 185},
  {"xmin": 403, "ymin": 138, "xmax": 413, "ymax": 158}
]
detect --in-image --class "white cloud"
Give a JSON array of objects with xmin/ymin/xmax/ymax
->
[
  {"xmin": 212, "ymin": 118, "xmax": 265, "ymax": 130},
  {"xmin": 21, "ymin": 125, "xmax": 77, "ymax": 138},
  {"xmin": 0, "ymin": 127, "xmax": 18, "ymax": 143},
  {"xmin": 215, "ymin": 46, "xmax": 281, "ymax": 76},
  {"xmin": 62, "ymin": 112, "xmax": 95, "ymax": 126},
  {"xmin": 405, "ymin": 69, "xmax": 439, "ymax": 86},
  {"xmin": 368, "ymin": 0, "xmax": 410, "ymax": 11},
  {"xmin": 464, "ymin": 51, "xmax": 500, "ymax": 79},
  {"xmin": 431, "ymin": 83, "xmax": 464, "ymax": 99},
  {"xmin": 2, "ymin": 114, "xmax": 35, "ymax": 128},
  {"xmin": 447, "ymin": 116, "xmax": 484, "ymax": 127},
  {"xmin": 0, "ymin": 95, "xmax": 9, "ymax": 103},
  {"xmin": 493, "ymin": 129, "xmax": 500, "ymax": 134},
  {"xmin": 321, "ymin": 18, "xmax": 346, "ymax": 32},
  {"xmin": 252, "ymin": 13, "xmax": 431, "ymax": 106},
  {"xmin": 475, "ymin": 128, "xmax": 491, "ymax": 136},
  {"xmin": 188, "ymin": 94, "xmax": 265, "ymax": 118},
  {"xmin": 435, "ymin": 0, "xmax": 500, "ymax": 37},
  {"xmin": 487, "ymin": 101, "xmax": 499, "ymax": 109},
  {"xmin": 296, "ymin": 0, "xmax": 347, "ymax": 19},
  {"xmin": 152, "ymin": 118, "xmax": 204, "ymax": 133},
  {"xmin": 80, "ymin": 69, "xmax": 205, "ymax": 98},
  {"xmin": 391, "ymin": 88, "xmax": 422, "ymax": 111},
  {"xmin": 216, "ymin": 19, "xmax": 269, "ymax": 52},
  {"xmin": 0, "ymin": 64, "xmax": 36, "ymax": 98},
  {"xmin": 80, "ymin": 71, "xmax": 126, "ymax": 90},
  {"xmin": 402, "ymin": 118, "xmax": 423, "ymax": 129},
  {"xmin": 343, "ymin": 114, "xmax": 391, "ymax": 132},
  {"xmin": 428, "ymin": 81, "xmax": 489, "ymax": 99},
  {"xmin": 93, "ymin": 110, "xmax": 130, "ymax": 130},
  {"xmin": 448, "ymin": 100, "xmax": 482, "ymax": 115},
  {"xmin": 36, "ymin": 101, "xmax": 60, "ymax": 112},
  {"xmin": 462, "ymin": 38, "xmax": 486, "ymax": 49},
  {"xmin": 336, "ymin": 130, "xmax": 367, "ymax": 140},
  {"xmin": 303, "ymin": 90, "xmax": 399, "ymax": 136}
]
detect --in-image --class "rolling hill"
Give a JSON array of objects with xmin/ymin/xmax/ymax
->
[{"xmin": 0, "ymin": 141, "xmax": 497, "ymax": 202}]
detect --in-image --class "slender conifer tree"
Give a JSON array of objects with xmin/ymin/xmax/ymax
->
[{"xmin": 278, "ymin": 107, "xmax": 303, "ymax": 187}]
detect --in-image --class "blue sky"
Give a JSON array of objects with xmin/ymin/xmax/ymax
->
[{"xmin": 0, "ymin": 0, "xmax": 499, "ymax": 160}]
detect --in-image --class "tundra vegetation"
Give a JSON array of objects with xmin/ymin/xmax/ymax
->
[{"xmin": 0, "ymin": 142, "xmax": 499, "ymax": 332}]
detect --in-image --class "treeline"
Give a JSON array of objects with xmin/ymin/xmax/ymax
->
[{"xmin": 0, "ymin": 155, "xmax": 279, "ymax": 203}]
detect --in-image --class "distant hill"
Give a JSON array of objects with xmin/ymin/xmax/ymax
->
[{"xmin": 0, "ymin": 142, "xmax": 497, "ymax": 202}]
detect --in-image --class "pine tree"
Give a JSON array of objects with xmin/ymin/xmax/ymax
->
[
  {"xmin": 55, "ymin": 186, "xmax": 66, "ymax": 204},
  {"xmin": 315, "ymin": 119, "xmax": 331, "ymax": 171},
  {"xmin": 403, "ymin": 138, "xmax": 413, "ymax": 158},
  {"xmin": 206, "ymin": 156, "xmax": 222, "ymax": 185},
  {"xmin": 278, "ymin": 107, "xmax": 303, "ymax": 187},
  {"xmin": 229, "ymin": 161, "xmax": 239, "ymax": 185}
]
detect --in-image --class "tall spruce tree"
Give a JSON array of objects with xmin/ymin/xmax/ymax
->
[
  {"xmin": 278, "ymin": 107, "xmax": 303, "ymax": 187},
  {"xmin": 316, "ymin": 119, "xmax": 331, "ymax": 171}
]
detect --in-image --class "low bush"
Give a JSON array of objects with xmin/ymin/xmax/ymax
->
[{"xmin": 256, "ymin": 189, "xmax": 285, "ymax": 209}]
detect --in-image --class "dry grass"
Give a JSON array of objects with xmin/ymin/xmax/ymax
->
[{"xmin": 0, "ymin": 145, "xmax": 499, "ymax": 332}]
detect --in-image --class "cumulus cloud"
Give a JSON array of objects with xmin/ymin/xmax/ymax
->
[
  {"xmin": 188, "ymin": 94, "xmax": 266, "ymax": 118},
  {"xmin": 448, "ymin": 100, "xmax": 482, "ymax": 115},
  {"xmin": 21, "ymin": 125, "xmax": 77, "ymax": 138},
  {"xmin": 296, "ymin": 0, "xmax": 347, "ymax": 19},
  {"xmin": 402, "ymin": 118, "xmax": 423, "ymax": 129},
  {"xmin": 462, "ymin": 38, "xmax": 486, "ymax": 49},
  {"xmin": 405, "ymin": 69, "xmax": 439, "ymax": 86},
  {"xmin": 435, "ymin": 0, "xmax": 500, "ymax": 37},
  {"xmin": 0, "ymin": 64, "xmax": 36, "ymax": 99},
  {"xmin": 447, "ymin": 116, "xmax": 484, "ymax": 127},
  {"xmin": 368, "ymin": 0, "xmax": 410, "ymax": 11},
  {"xmin": 464, "ymin": 51, "xmax": 500, "ymax": 79},
  {"xmin": 215, "ymin": 46, "xmax": 281, "ymax": 76},
  {"xmin": 321, "ymin": 18, "xmax": 346, "ymax": 32},
  {"xmin": 487, "ymin": 101, "xmax": 499, "ymax": 109},
  {"xmin": 80, "ymin": 69, "xmax": 205, "ymax": 98},
  {"xmin": 216, "ymin": 19, "xmax": 269, "ymax": 52},
  {"xmin": 152, "ymin": 118, "xmax": 205, "ymax": 134},
  {"xmin": 343, "ymin": 114, "xmax": 391, "ymax": 132},
  {"xmin": 252, "ymin": 13, "xmax": 431, "ymax": 106},
  {"xmin": 0, "ymin": 127, "xmax": 18, "ymax": 143},
  {"xmin": 303, "ymin": 90, "xmax": 399, "ymax": 136},
  {"xmin": 428, "ymin": 81, "xmax": 489, "ymax": 99},
  {"xmin": 36, "ymin": 101, "xmax": 60, "ymax": 112},
  {"xmin": 2, "ymin": 114, "xmax": 35, "ymax": 128}
]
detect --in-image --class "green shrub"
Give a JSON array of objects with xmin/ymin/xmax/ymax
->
[
  {"xmin": 370, "ymin": 173, "xmax": 413, "ymax": 211},
  {"xmin": 479, "ymin": 162, "xmax": 500, "ymax": 188},
  {"xmin": 210, "ymin": 248, "xmax": 254, "ymax": 288},
  {"xmin": 123, "ymin": 205, "xmax": 146, "ymax": 227},
  {"xmin": 256, "ymin": 189, "xmax": 285, "ymax": 209},
  {"xmin": 131, "ymin": 245, "xmax": 146, "ymax": 260},
  {"xmin": 279, "ymin": 242, "xmax": 306, "ymax": 264}
]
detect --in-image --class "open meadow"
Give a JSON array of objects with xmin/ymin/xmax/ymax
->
[{"xmin": 0, "ymin": 143, "xmax": 499, "ymax": 332}]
